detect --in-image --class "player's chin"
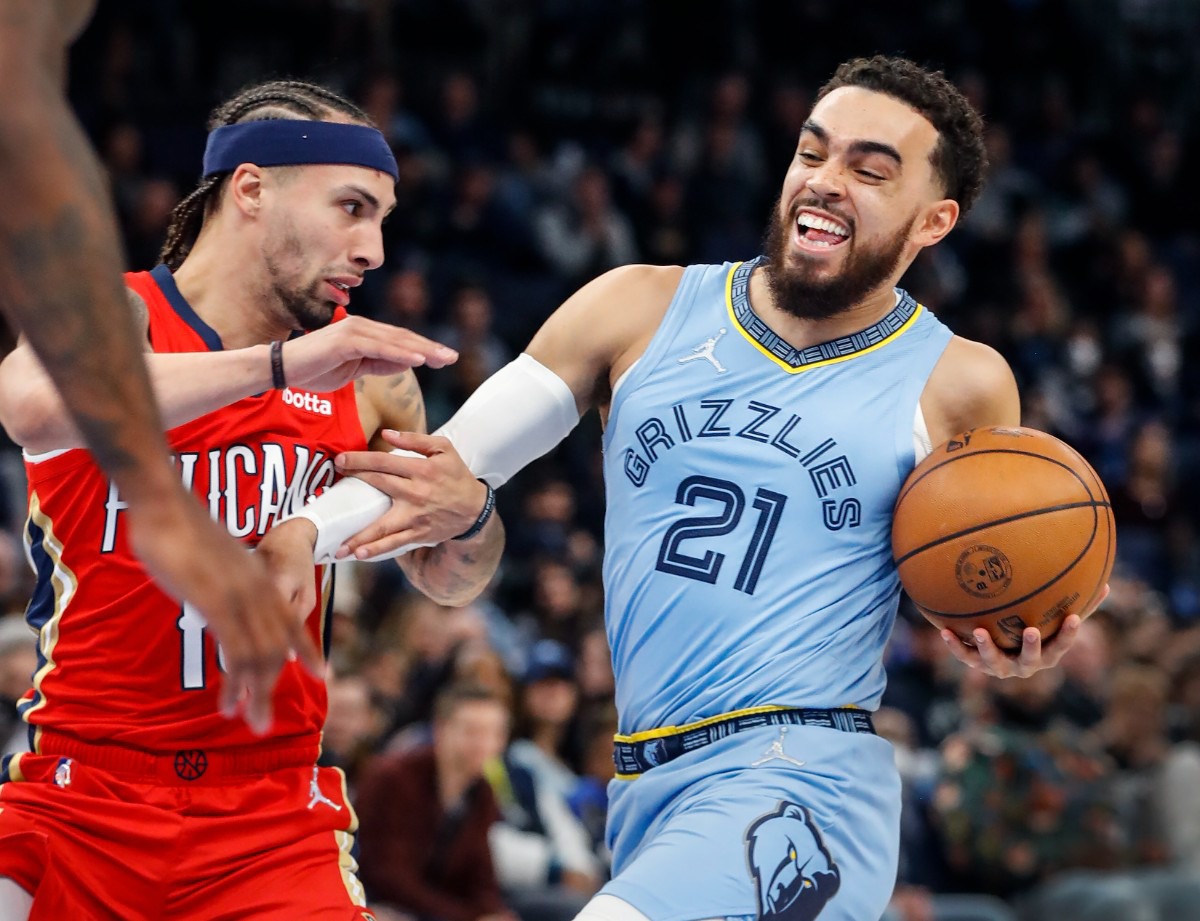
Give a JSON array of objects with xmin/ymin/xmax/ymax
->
[{"xmin": 297, "ymin": 301, "xmax": 338, "ymax": 332}]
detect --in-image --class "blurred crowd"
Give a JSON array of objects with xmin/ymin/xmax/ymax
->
[{"xmin": 1, "ymin": 1, "xmax": 1199, "ymax": 919}]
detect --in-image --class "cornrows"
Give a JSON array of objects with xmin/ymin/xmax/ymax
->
[{"xmin": 159, "ymin": 80, "xmax": 373, "ymax": 270}]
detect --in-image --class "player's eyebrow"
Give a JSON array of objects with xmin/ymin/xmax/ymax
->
[
  {"xmin": 338, "ymin": 183, "xmax": 396, "ymax": 218},
  {"xmin": 801, "ymin": 120, "xmax": 903, "ymax": 167}
]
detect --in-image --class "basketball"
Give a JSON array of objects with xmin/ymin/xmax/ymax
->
[{"xmin": 892, "ymin": 426, "xmax": 1115, "ymax": 651}]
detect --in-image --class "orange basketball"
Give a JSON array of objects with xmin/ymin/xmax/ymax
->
[{"xmin": 892, "ymin": 426, "xmax": 1115, "ymax": 651}]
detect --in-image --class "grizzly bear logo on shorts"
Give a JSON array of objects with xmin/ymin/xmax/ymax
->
[{"xmin": 744, "ymin": 801, "xmax": 840, "ymax": 920}]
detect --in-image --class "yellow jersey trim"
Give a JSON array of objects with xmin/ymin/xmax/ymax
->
[
  {"xmin": 612, "ymin": 703, "xmax": 862, "ymax": 779},
  {"xmin": 724, "ymin": 260, "xmax": 924, "ymax": 374},
  {"xmin": 616, "ymin": 704, "xmax": 801, "ymax": 743}
]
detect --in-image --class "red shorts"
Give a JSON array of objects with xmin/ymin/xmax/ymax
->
[{"xmin": 0, "ymin": 737, "xmax": 376, "ymax": 921}]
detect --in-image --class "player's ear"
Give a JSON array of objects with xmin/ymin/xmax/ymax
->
[
  {"xmin": 911, "ymin": 198, "xmax": 958, "ymax": 249},
  {"xmin": 228, "ymin": 164, "xmax": 266, "ymax": 217}
]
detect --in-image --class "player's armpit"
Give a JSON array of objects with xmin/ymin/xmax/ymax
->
[{"xmin": 920, "ymin": 336, "xmax": 1021, "ymax": 446}]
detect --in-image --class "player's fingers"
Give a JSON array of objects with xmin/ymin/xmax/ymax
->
[
  {"xmin": 378, "ymin": 429, "xmax": 446, "ymax": 455},
  {"xmin": 335, "ymin": 519, "xmax": 392, "ymax": 557},
  {"xmin": 1016, "ymin": 627, "xmax": 1044, "ymax": 675},
  {"xmin": 1040, "ymin": 614, "xmax": 1082, "ymax": 668},
  {"xmin": 289, "ymin": 625, "xmax": 324, "ymax": 680},
  {"xmin": 219, "ymin": 672, "xmax": 244, "ymax": 719},
  {"xmin": 352, "ymin": 531, "xmax": 423, "ymax": 560},
  {"xmin": 334, "ymin": 450, "xmax": 423, "ymax": 479},
  {"xmin": 940, "ymin": 629, "xmax": 979, "ymax": 668},
  {"xmin": 973, "ymin": 628, "xmax": 1014, "ymax": 677},
  {"xmin": 242, "ymin": 667, "xmax": 277, "ymax": 736},
  {"xmin": 355, "ymin": 326, "xmax": 458, "ymax": 367}
]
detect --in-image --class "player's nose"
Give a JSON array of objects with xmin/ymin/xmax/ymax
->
[
  {"xmin": 804, "ymin": 162, "xmax": 846, "ymax": 200},
  {"xmin": 350, "ymin": 226, "xmax": 385, "ymax": 271}
]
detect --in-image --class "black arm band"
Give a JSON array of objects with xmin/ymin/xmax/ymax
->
[
  {"xmin": 270, "ymin": 340, "xmax": 286, "ymax": 390},
  {"xmin": 452, "ymin": 480, "xmax": 496, "ymax": 541}
]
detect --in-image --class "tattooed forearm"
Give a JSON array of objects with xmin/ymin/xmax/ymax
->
[{"xmin": 400, "ymin": 515, "xmax": 505, "ymax": 607}]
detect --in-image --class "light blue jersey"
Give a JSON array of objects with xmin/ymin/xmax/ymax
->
[
  {"xmin": 602, "ymin": 257, "xmax": 952, "ymax": 733},
  {"xmin": 598, "ymin": 257, "xmax": 951, "ymax": 921}
]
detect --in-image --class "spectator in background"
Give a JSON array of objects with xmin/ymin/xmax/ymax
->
[
  {"xmin": 431, "ymin": 72, "xmax": 501, "ymax": 168},
  {"xmin": 432, "ymin": 281, "xmax": 512, "ymax": 400},
  {"xmin": 1055, "ymin": 614, "xmax": 1114, "ymax": 730},
  {"xmin": 359, "ymin": 70, "xmax": 433, "ymax": 157},
  {"xmin": 121, "ymin": 176, "xmax": 180, "ymax": 270},
  {"xmin": 509, "ymin": 640, "xmax": 583, "ymax": 799},
  {"xmin": 0, "ymin": 613, "xmax": 36, "ymax": 756},
  {"xmin": 932, "ymin": 668, "xmax": 1120, "ymax": 903},
  {"xmin": 489, "ymin": 641, "xmax": 601, "ymax": 921},
  {"xmin": 635, "ymin": 169, "xmax": 695, "ymax": 267},
  {"xmin": 1108, "ymin": 420, "xmax": 1181, "ymax": 595},
  {"xmin": 607, "ymin": 113, "xmax": 667, "ymax": 224},
  {"xmin": 1094, "ymin": 664, "xmax": 1200, "ymax": 871},
  {"xmin": 534, "ymin": 166, "xmax": 638, "ymax": 288},
  {"xmin": 355, "ymin": 684, "xmax": 518, "ymax": 921},
  {"xmin": 319, "ymin": 672, "xmax": 386, "ymax": 794}
]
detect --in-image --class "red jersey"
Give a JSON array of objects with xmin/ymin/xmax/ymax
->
[{"xmin": 19, "ymin": 265, "xmax": 367, "ymax": 754}]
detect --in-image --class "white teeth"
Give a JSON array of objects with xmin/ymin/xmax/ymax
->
[
  {"xmin": 333, "ymin": 282, "xmax": 349, "ymax": 291},
  {"xmin": 796, "ymin": 214, "xmax": 849, "ymax": 237}
]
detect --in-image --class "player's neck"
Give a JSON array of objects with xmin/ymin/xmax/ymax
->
[
  {"xmin": 747, "ymin": 270, "xmax": 902, "ymax": 351},
  {"xmin": 172, "ymin": 241, "xmax": 294, "ymax": 350}
]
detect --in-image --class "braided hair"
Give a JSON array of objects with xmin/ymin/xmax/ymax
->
[{"xmin": 160, "ymin": 80, "xmax": 373, "ymax": 270}]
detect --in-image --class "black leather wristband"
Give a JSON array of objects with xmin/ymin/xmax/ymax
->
[
  {"xmin": 453, "ymin": 479, "xmax": 496, "ymax": 541},
  {"xmin": 270, "ymin": 340, "xmax": 286, "ymax": 390}
]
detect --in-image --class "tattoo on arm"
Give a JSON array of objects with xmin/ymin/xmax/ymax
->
[
  {"xmin": 399, "ymin": 515, "xmax": 504, "ymax": 607},
  {"xmin": 376, "ymin": 370, "xmax": 427, "ymax": 434}
]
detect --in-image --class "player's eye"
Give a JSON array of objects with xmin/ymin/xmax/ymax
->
[
  {"xmin": 797, "ymin": 150, "xmax": 823, "ymax": 164},
  {"xmin": 342, "ymin": 200, "xmax": 362, "ymax": 216}
]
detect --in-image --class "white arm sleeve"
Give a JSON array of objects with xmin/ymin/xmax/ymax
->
[
  {"xmin": 285, "ymin": 354, "xmax": 580, "ymax": 563},
  {"xmin": 287, "ymin": 449, "xmax": 429, "ymax": 563},
  {"xmin": 435, "ymin": 352, "xmax": 581, "ymax": 488}
]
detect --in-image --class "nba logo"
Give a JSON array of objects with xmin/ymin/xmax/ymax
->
[{"xmin": 53, "ymin": 757, "xmax": 72, "ymax": 788}]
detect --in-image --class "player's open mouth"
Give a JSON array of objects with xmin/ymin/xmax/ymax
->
[
  {"xmin": 324, "ymin": 279, "xmax": 352, "ymax": 305},
  {"xmin": 794, "ymin": 210, "xmax": 850, "ymax": 252}
]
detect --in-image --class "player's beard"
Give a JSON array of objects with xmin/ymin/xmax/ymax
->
[
  {"xmin": 761, "ymin": 197, "xmax": 913, "ymax": 321},
  {"xmin": 263, "ymin": 227, "xmax": 337, "ymax": 332}
]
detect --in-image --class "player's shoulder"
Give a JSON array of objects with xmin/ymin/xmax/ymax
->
[
  {"xmin": 552, "ymin": 264, "xmax": 686, "ymax": 342},
  {"xmin": 579, "ymin": 263, "xmax": 686, "ymax": 303},
  {"xmin": 922, "ymin": 335, "xmax": 1020, "ymax": 443}
]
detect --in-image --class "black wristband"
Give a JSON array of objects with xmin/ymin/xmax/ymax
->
[
  {"xmin": 269, "ymin": 340, "xmax": 286, "ymax": 390},
  {"xmin": 453, "ymin": 479, "xmax": 496, "ymax": 541}
]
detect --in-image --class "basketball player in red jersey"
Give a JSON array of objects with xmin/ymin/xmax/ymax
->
[
  {"xmin": 0, "ymin": 80, "xmax": 500, "ymax": 920},
  {"xmin": 0, "ymin": 1, "xmax": 347, "ymax": 742}
]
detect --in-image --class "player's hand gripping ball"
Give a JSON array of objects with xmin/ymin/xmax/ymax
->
[{"xmin": 892, "ymin": 426, "xmax": 1115, "ymax": 651}]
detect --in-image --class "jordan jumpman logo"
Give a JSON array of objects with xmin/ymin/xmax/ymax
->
[
  {"xmin": 678, "ymin": 328, "xmax": 729, "ymax": 373},
  {"xmin": 307, "ymin": 766, "xmax": 343, "ymax": 811}
]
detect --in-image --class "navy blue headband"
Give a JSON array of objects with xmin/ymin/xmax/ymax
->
[{"xmin": 202, "ymin": 120, "xmax": 398, "ymax": 181}]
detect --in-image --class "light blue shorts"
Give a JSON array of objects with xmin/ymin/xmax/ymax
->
[{"xmin": 602, "ymin": 723, "xmax": 901, "ymax": 921}]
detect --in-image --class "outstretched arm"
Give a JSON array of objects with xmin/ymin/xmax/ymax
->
[
  {"xmin": 328, "ymin": 264, "xmax": 684, "ymax": 559},
  {"xmin": 0, "ymin": 313, "xmax": 456, "ymax": 454}
]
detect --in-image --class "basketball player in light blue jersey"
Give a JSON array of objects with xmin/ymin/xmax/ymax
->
[{"xmin": 268, "ymin": 56, "xmax": 1105, "ymax": 921}]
